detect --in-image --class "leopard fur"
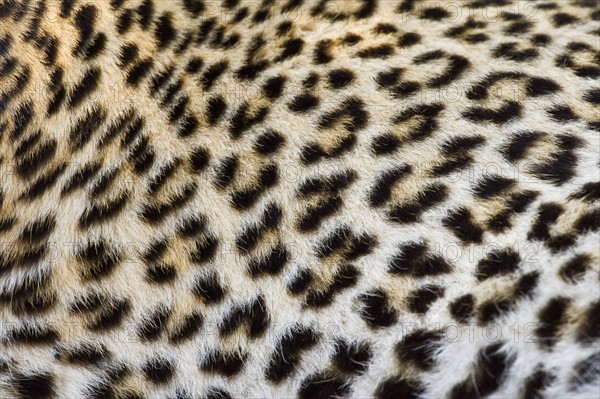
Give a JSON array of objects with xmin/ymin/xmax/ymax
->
[{"xmin": 0, "ymin": 0, "xmax": 599, "ymax": 398}]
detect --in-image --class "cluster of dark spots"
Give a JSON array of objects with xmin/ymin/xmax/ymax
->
[
  {"xmin": 530, "ymin": 134, "xmax": 582, "ymax": 186},
  {"xmin": 413, "ymin": 51, "xmax": 470, "ymax": 87},
  {"xmin": 501, "ymin": 130, "xmax": 544, "ymax": 162},
  {"xmin": 493, "ymin": 42, "xmax": 538, "ymax": 61},
  {"xmin": 79, "ymin": 190, "xmax": 131, "ymax": 228},
  {"xmin": 139, "ymin": 183, "xmax": 197, "ymax": 224},
  {"xmin": 236, "ymin": 203, "xmax": 282, "ymax": 252}
]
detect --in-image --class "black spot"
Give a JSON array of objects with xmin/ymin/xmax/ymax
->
[
  {"xmin": 193, "ymin": 272, "xmax": 225, "ymax": 304},
  {"xmin": 254, "ymin": 130, "xmax": 285, "ymax": 155},
  {"xmin": 328, "ymin": 68, "xmax": 355, "ymax": 89},
  {"xmin": 303, "ymin": 72, "xmax": 319, "ymax": 89},
  {"xmin": 376, "ymin": 68, "xmax": 403, "ymax": 88},
  {"xmin": 288, "ymin": 269, "xmax": 313, "ymax": 295},
  {"xmin": 189, "ymin": 147, "xmax": 210, "ymax": 173},
  {"xmin": 20, "ymin": 214, "xmax": 56, "ymax": 243},
  {"xmin": 443, "ymin": 207, "xmax": 483, "ymax": 243},
  {"xmin": 375, "ymin": 377, "xmax": 422, "ymax": 399},
  {"xmin": 560, "ymin": 254, "xmax": 591, "ymax": 283},
  {"xmin": 127, "ymin": 58, "xmax": 154, "ymax": 86},
  {"xmin": 406, "ymin": 285, "xmax": 445, "ymax": 314},
  {"xmin": 493, "ymin": 42, "xmax": 538, "ymax": 61},
  {"xmin": 68, "ymin": 68, "xmax": 101, "ymax": 108},
  {"xmin": 298, "ymin": 372, "xmax": 349, "ymax": 399},
  {"xmin": 396, "ymin": 329, "xmax": 444, "ymax": 371},
  {"xmin": 263, "ymin": 75, "xmax": 286, "ymax": 99},
  {"xmin": 473, "ymin": 175, "xmax": 515, "ymax": 199},
  {"xmin": 12, "ymin": 372, "xmax": 55, "ymax": 399},
  {"xmin": 79, "ymin": 191, "xmax": 130, "ymax": 228},
  {"xmin": 522, "ymin": 368, "xmax": 554, "ymax": 399},
  {"xmin": 142, "ymin": 357, "xmax": 174, "ymax": 384},
  {"xmin": 502, "ymin": 131, "xmax": 543, "ymax": 162},
  {"xmin": 463, "ymin": 101, "xmax": 522, "ymax": 124},
  {"xmin": 248, "ymin": 245, "xmax": 289, "ymax": 277},
  {"xmin": 219, "ymin": 295, "xmax": 269, "ymax": 339},
  {"xmin": 185, "ymin": 57, "xmax": 203, "ymax": 73},
  {"xmin": 229, "ymin": 101, "xmax": 269, "ymax": 137},
  {"xmin": 535, "ymin": 297, "xmax": 570, "ymax": 349},
  {"xmin": 146, "ymin": 262, "xmax": 176, "ymax": 283},
  {"xmin": 449, "ymin": 294, "xmax": 475, "ymax": 323},
  {"xmin": 205, "ymin": 387, "xmax": 233, "ymax": 399},
  {"xmin": 182, "ymin": 0, "xmax": 204, "ymax": 16},
  {"xmin": 372, "ymin": 133, "xmax": 401, "ymax": 154},
  {"xmin": 276, "ymin": 38, "xmax": 304, "ymax": 61},
  {"xmin": 190, "ymin": 235, "xmax": 219, "ymax": 263},
  {"xmin": 449, "ymin": 343, "xmax": 514, "ymax": 399},
  {"xmin": 477, "ymin": 248, "xmax": 521, "ymax": 280},
  {"xmin": 389, "ymin": 241, "xmax": 452, "ymax": 277},
  {"xmin": 478, "ymin": 297, "xmax": 512, "ymax": 325},
  {"xmin": 388, "ymin": 184, "xmax": 448, "ymax": 224},
  {"xmin": 137, "ymin": 305, "xmax": 170, "ymax": 341},
  {"xmin": 398, "ymin": 32, "xmax": 421, "ymax": 47},
  {"xmin": 297, "ymin": 195, "xmax": 343, "ymax": 232},
  {"xmin": 547, "ymin": 105, "xmax": 578, "ymax": 122},
  {"xmin": 574, "ymin": 208, "xmax": 600, "ymax": 234},
  {"xmin": 553, "ymin": 12, "xmax": 578, "ymax": 27},
  {"xmin": 289, "ymin": 93, "xmax": 319, "ymax": 112},
  {"xmin": 265, "ymin": 324, "xmax": 319, "ymax": 382},
  {"xmin": 76, "ymin": 240, "xmax": 122, "ymax": 280},
  {"xmin": 374, "ymin": 23, "xmax": 397, "ymax": 34},
  {"xmin": 200, "ymin": 350, "xmax": 247, "ymax": 376},
  {"xmin": 314, "ymin": 39, "xmax": 333, "ymax": 64},
  {"xmin": 200, "ymin": 60, "xmax": 228, "ymax": 91},
  {"xmin": 305, "ymin": 264, "xmax": 360, "ymax": 308},
  {"xmin": 333, "ymin": 340, "xmax": 372, "ymax": 375},
  {"xmin": 54, "ymin": 342, "xmax": 110, "ymax": 365},
  {"xmin": 8, "ymin": 323, "xmax": 58, "ymax": 345},
  {"xmin": 359, "ymin": 290, "xmax": 397, "ymax": 328},
  {"xmin": 206, "ymin": 95, "xmax": 227, "ymax": 125},
  {"xmin": 526, "ymin": 77, "xmax": 561, "ymax": 96},
  {"xmin": 169, "ymin": 311, "xmax": 203, "ymax": 343},
  {"xmin": 528, "ymin": 202, "xmax": 563, "ymax": 241},
  {"xmin": 357, "ymin": 44, "xmax": 394, "ymax": 58},
  {"xmin": 213, "ymin": 156, "xmax": 238, "ymax": 189},
  {"xmin": 137, "ymin": 0, "xmax": 154, "ymax": 29},
  {"xmin": 421, "ymin": 6, "xmax": 450, "ymax": 20},
  {"xmin": 342, "ymin": 33, "xmax": 362, "ymax": 45}
]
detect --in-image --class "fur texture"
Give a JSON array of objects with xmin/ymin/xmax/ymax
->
[{"xmin": 0, "ymin": 0, "xmax": 599, "ymax": 398}]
